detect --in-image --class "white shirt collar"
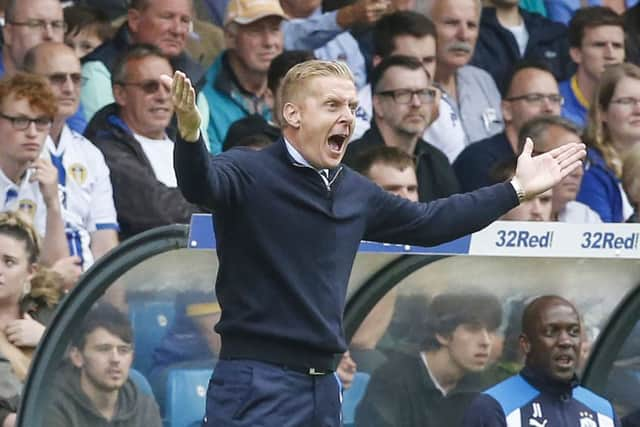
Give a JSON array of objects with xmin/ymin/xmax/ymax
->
[{"xmin": 283, "ymin": 137, "xmax": 330, "ymax": 176}]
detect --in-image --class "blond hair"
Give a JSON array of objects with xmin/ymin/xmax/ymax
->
[
  {"xmin": 279, "ymin": 60, "xmax": 354, "ymax": 126},
  {"xmin": 584, "ymin": 63, "xmax": 640, "ymax": 177},
  {"xmin": 623, "ymin": 144, "xmax": 640, "ymax": 205},
  {"xmin": 0, "ymin": 212, "xmax": 63, "ymax": 307}
]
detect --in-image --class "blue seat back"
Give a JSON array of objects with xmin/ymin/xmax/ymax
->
[
  {"xmin": 129, "ymin": 368, "xmax": 154, "ymax": 397},
  {"xmin": 128, "ymin": 298, "xmax": 176, "ymax": 376},
  {"xmin": 164, "ymin": 367, "xmax": 213, "ymax": 427},
  {"xmin": 342, "ymin": 372, "xmax": 371, "ymax": 427}
]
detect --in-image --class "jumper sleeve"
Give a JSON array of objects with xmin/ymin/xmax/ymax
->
[
  {"xmin": 174, "ymin": 134, "xmax": 252, "ymax": 211},
  {"xmin": 364, "ymin": 182, "xmax": 518, "ymax": 247}
]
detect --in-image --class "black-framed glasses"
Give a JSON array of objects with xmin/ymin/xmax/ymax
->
[
  {"xmin": 8, "ymin": 19, "xmax": 66, "ymax": 32},
  {"xmin": 116, "ymin": 79, "xmax": 165, "ymax": 95},
  {"xmin": 376, "ymin": 88, "xmax": 437, "ymax": 104},
  {"xmin": 0, "ymin": 113, "xmax": 52, "ymax": 131},
  {"xmin": 46, "ymin": 72, "xmax": 86, "ymax": 87},
  {"xmin": 506, "ymin": 93, "xmax": 565, "ymax": 106},
  {"xmin": 611, "ymin": 97, "xmax": 640, "ymax": 108}
]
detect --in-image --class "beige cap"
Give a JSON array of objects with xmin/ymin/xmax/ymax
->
[{"xmin": 225, "ymin": 0, "xmax": 288, "ymax": 26}]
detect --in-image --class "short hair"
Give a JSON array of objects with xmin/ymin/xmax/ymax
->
[
  {"xmin": 0, "ymin": 73, "xmax": 57, "ymax": 120},
  {"xmin": 568, "ymin": 6, "xmax": 624, "ymax": 48},
  {"xmin": 421, "ymin": 292, "xmax": 502, "ymax": 351},
  {"xmin": 521, "ymin": 295, "xmax": 578, "ymax": 338},
  {"xmin": 129, "ymin": 0, "xmax": 151, "ymax": 10},
  {"xmin": 502, "ymin": 59, "xmax": 555, "ymax": 98},
  {"xmin": 64, "ymin": 5, "xmax": 114, "ymax": 41},
  {"xmin": 370, "ymin": 55, "xmax": 430, "ymax": 93},
  {"xmin": 489, "ymin": 158, "xmax": 517, "ymax": 184},
  {"xmin": 351, "ymin": 145, "xmax": 416, "ymax": 178},
  {"xmin": 71, "ymin": 303, "xmax": 134, "ymax": 350},
  {"xmin": 517, "ymin": 115, "xmax": 581, "ymax": 154},
  {"xmin": 111, "ymin": 43, "xmax": 170, "ymax": 86},
  {"xmin": 373, "ymin": 11, "xmax": 437, "ymax": 57},
  {"xmin": 279, "ymin": 60, "xmax": 354, "ymax": 115},
  {"xmin": 267, "ymin": 50, "xmax": 315, "ymax": 95}
]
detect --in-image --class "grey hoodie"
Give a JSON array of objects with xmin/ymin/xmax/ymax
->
[{"xmin": 47, "ymin": 363, "xmax": 162, "ymax": 427}]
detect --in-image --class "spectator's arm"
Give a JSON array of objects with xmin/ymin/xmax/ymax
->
[
  {"xmin": 0, "ymin": 396, "xmax": 19, "ymax": 427},
  {"xmin": 90, "ymin": 229, "xmax": 119, "ymax": 261},
  {"xmin": 1, "ymin": 413, "xmax": 15, "ymax": 427},
  {"xmin": 32, "ymin": 158, "xmax": 69, "ymax": 265},
  {"xmin": 283, "ymin": 11, "xmax": 344, "ymax": 51},
  {"xmin": 81, "ymin": 61, "xmax": 115, "ymax": 121}
]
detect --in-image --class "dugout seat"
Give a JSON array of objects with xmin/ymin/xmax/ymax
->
[
  {"xmin": 164, "ymin": 367, "xmax": 213, "ymax": 427},
  {"xmin": 128, "ymin": 298, "xmax": 176, "ymax": 376}
]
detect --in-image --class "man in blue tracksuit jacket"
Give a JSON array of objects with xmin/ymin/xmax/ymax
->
[
  {"xmin": 166, "ymin": 61, "xmax": 585, "ymax": 427},
  {"xmin": 463, "ymin": 295, "xmax": 620, "ymax": 427}
]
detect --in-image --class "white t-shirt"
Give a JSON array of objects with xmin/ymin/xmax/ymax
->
[
  {"xmin": 0, "ymin": 167, "xmax": 47, "ymax": 238},
  {"xmin": 134, "ymin": 133, "xmax": 177, "ymax": 188},
  {"xmin": 507, "ymin": 23, "xmax": 529, "ymax": 57},
  {"xmin": 46, "ymin": 125, "xmax": 118, "ymax": 270},
  {"xmin": 557, "ymin": 201, "xmax": 602, "ymax": 223}
]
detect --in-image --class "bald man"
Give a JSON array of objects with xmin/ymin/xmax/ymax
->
[{"xmin": 463, "ymin": 296, "xmax": 621, "ymax": 427}]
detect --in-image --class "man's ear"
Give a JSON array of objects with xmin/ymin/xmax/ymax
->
[
  {"xmin": 501, "ymin": 99, "xmax": 513, "ymax": 124},
  {"xmin": 127, "ymin": 9, "xmax": 141, "ymax": 34},
  {"xmin": 372, "ymin": 55, "xmax": 383, "ymax": 67},
  {"xmin": 69, "ymin": 347, "xmax": 84, "ymax": 369},
  {"xmin": 569, "ymin": 47, "xmax": 582, "ymax": 66},
  {"xmin": 113, "ymin": 84, "xmax": 127, "ymax": 107},
  {"xmin": 519, "ymin": 333, "xmax": 531, "ymax": 356},
  {"xmin": 282, "ymin": 102, "xmax": 301, "ymax": 128},
  {"xmin": 224, "ymin": 24, "xmax": 237, "ymax": 50},
  {"xmin": 435, "ymin": 332, "xmax": 450, "ymax": 347}
]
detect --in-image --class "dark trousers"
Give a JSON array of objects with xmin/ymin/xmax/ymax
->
[{"xmin": 202, "ymin": 359, "xmax": 342, "ymax": 427}]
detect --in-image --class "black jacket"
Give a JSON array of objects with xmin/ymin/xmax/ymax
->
[
  {"xmin": 471, "ymin": 7, "xmax": 573, "ymax": 94},
  {"xmin": 343, "ymin": 122, "xmax": 460, "ymax": 202},
  {"xmin": 82, "ymin": 24, "xmax": 205, "ymax": 89},
  {"xmin": 84, "ymin": 103, "xmax": 201, "ymax": 240}
]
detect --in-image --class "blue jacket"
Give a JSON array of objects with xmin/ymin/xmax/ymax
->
[
  {"xmin": 559, "ymin": 78, "xmax": 588, "ymax": 129},
  {"xmin": 472, "ymin": 7, "xmax": 573, "ymax": 94},
  {"xmin": 174, "ymin": 135, "xmax": 518, "ymax": 371},
  {"xmin": 463, "ymin": 367, "xmax": 621, "ymax": 427},
  {"xmin": 577, "ymin": 148, "xmax": 625, "ymax": 223}
]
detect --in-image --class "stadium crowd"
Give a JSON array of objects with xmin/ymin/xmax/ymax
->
[{"xmin": 0, "ymin": 0, "xmax": 640, "ymax": 425}]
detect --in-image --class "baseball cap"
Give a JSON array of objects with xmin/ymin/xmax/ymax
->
[{"xmin": 225, "ymin": 0, "xmax": 288, "ymax": 26}]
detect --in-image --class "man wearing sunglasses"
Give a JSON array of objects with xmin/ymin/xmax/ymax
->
[
  {"xmin": 454, "ymin": 61, "xmax": 564, "ymax": 192},
  {"xmin": 84, "ymin": 44, "xmax": 200, "ymax": 241},
  {"xmin": 23, "ymin": 42, "xmax": 119, "ymax": 275},
  {"xmin": 345, "ymin": 55, "xmax": 460, "ymax": 203}
]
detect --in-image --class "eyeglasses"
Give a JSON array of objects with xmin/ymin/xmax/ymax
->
[
  {"xmin": 376, "ymin": 88, "xmax": 437, "ymax": 104},
  {"xmin": 116, "ymin": 79, "xmax": 165, "ymax": 95},
  {"xmin": 46, "ymin": 72, "xmax": 86, "ymax": 87},
  {"xmin": 8, "ymin": 19, "xmax": 66, "ymax": 33},
  {"xmin": 506, "ymin": 93, "xmax": 565, "ymax": 106},
  {"xmin": 0, "ymin": 113, "xmax": 52, "ymax": 131},
  {"xmin": 611, "ymin": 97, "xmax": 640, "ymax": 108}
]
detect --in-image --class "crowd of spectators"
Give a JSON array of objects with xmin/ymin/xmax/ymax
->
[{"xmin": 0, "ymin": 0, "xmax": 639, "ymax": 425}]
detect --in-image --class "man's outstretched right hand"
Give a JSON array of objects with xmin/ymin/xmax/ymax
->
[{"xmin": 161, "ymin": 71, "xmax": 201, "ymax": 142}]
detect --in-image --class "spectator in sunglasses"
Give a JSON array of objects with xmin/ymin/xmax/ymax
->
[
  {"xmin": 84, "ymin": 44, "xmax": 201, "ymax": 240},
  {"xmin": 22, "ymin": 42, "xmax": 119, "ymax": 276}
]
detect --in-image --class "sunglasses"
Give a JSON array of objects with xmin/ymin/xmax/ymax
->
[
  {"xmin": 47, "ymin": 72, "xmax": 86, "ymax": 87},
  {"xmin": 116, "ymin": 79, "xmax": 165, "ymax": 95}
]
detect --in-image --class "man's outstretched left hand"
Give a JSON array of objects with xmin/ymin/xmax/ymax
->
[{"xmin": 514, "ymin": 137, "xmax": 586, "ymax": 200}]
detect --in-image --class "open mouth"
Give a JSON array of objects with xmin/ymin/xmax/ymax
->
[
  {"xmin": 328, "ymin": 133, "xmax": 348, "ymax": 153},
  {"xmin": 554, "ymin": 354, "xmax": 574, "ymax": 368}
]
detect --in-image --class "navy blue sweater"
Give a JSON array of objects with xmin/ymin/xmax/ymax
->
[{"xmin": 174, "ymin": 136, "xmax": 518, "ymax": 370}]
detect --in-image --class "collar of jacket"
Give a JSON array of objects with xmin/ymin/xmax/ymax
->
[
  {"xmin": 520, "ymin": 365, "xmax": 579, "ymax": 398},
  {"xmin": 271, "ymin": 137, "xmax": 343, "ymax": 180}
]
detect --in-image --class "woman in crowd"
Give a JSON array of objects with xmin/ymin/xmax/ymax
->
[
  {"xmin": 578, "ymin": 63, "xmax": 640, "ymax": 222},
  {"xmin": 0, "ymin": 212, "xmax": 64, "ymax": 427}
]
